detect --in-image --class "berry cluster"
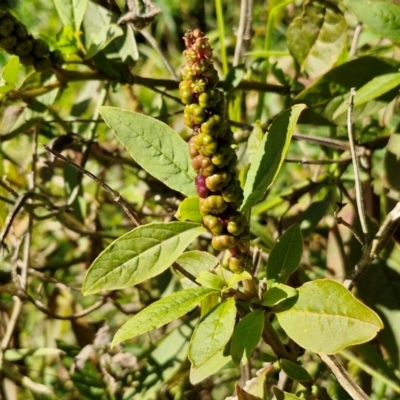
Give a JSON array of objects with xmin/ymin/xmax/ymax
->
[
  {"xmin": 180, "ymin": 29, "xmax": 252, "ymax": 273},
  {"xmin": 0, "ymin": 10, "xmax": 63, "ymax": 72}
]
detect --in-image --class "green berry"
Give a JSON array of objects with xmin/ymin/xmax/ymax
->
[
  {"xmin": 228, "ymin": 253, "xmax": 252, "ymax": 273},
  {"xmin": 227, "ymin": 214, "xmax": 247, "ymax": 236},
  {"xmin": 201, "ymin": 114, "xmax": 223, "ymax": 136},
  {"xmin": 179, "ymin": 80, "xmax": 193, "ymax": 104},
  {"xmin": 191, "ymin": 78, "xmax": 206, "ymax": 93},
  {"xmin": 32, "ymin": 39, "xmax": 50, "ymax": 58},
  {"xmin": 191, "ymin": 155, "xmax": 215, "ymax": 177},
  {"xmin": 184, "ymin": 104, "xmax": 206, "ymax": 126},
  {"xmin": 212, "ymin": 235, "xmax": 237, "ymax": 251},
  {"xmin": 189, "ymin": 136, "xmax": 200, "ymax": 158},
  {"xmin": 14, "ymin": 40, "xmax": 33, "ymax": 57},
  {"xmin": 0, "ymin": 35, "xmax": 17, "ymax": 52},
  {"xmin": 33, "ymin": 57, "xmax": 52, "ymax": 72},
  {"xmin": 211, "ymin": 143, "xmax": 234, "ymax": 167},
  {"xmin": 194, "ymin": 132, "xmax": 218, "ymax": 157},
  {"xmin": 199, "ymin": 195, "xmax": 227, "ymax": 215},
  {"xmin": 203, "ymin": 215, "xmax": 223, "ymax": 235},
  {"xmin": 198, "ymin": 89, "xmax": 221, "ymax": 108},
  {"xmin": 182, "ymin": 64, "xmax": 195, "ymax": 80},
  {"xmin": 221, "ymin": 179, "xmax": 243, "ymax": 203},
  {"xmin": 49, "ymin": 50, "xmax": 64, "ymax": 67},
  {"xmin": 0, "ymin": 18, "xmax": 15, "ymax": 37},
  {"xmin": 205, "ymin": 171, "xmax": 232, "ymax": 192},
  {"xmin": 183, "ymin": 48, "xmax": 197, "ymax": 63}
]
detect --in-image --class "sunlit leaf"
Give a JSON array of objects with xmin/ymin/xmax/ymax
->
[
  {"xmin": 189, "ymin": 298, "xmax": 236, "ymax": 368},
  {"xmin": 276, "ymin": 279, "xmax": 384, "ymax": 354},
  {"xmin": 112, "ymin": 287, "xmax": 217, "ymax": 346},
  {"xmin": 53, "ymin": 0, "xmax": 88, "ymax": 31},
  {"xmin": 175, "ymin": 196, "xmax": 202, "ymax": 223},
  {"xmin": 82, "ymin": 222, "xmax": 205, "ymax": 295},
  {"xmin": 287, "ymin": 0, "xmax": 347, "ymax": 78},
  {"xmin": 344, "ymin": 0, "xmax": 400, "ymax": 43},
  {"xmin": 241, "ymin": 104, "xmax": 306, "ymax": 211},
  {"xmin": 231, "ymin": 309, "xmax": 264, "ymax": 365},
  {"xmin": 267, "ymin": 224, "xmax": 303, "ymax": 283},
  {"xmin": 99, "ymin": 107, "xmax": 197, "ymax": 197}
]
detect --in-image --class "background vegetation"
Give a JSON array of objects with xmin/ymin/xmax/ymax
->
[{"xmin": 1, "ymin": 0, "xmax": 400, "ymax": 399}]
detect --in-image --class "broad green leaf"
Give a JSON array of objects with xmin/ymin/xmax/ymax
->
[
  {"xmin": 334, "ymin": 72, "xmax": 400, "ymax": 119},
  {"xmin": 247, "ymin": 120, "xmax": 264, "ymax": 164},
  {"xmin": 234, "ymin": 384, "xmax": 263, "ymax": 400},
  {"xmin": 287, "ymin": 0, "xmax": 346, "ymax": 78},
  {"xmin": 176, "ymin": 250, "xmax": 220, "ymax": 289},
  {"xmin": 276, "ymin": 279, "xmax": 383, "ymax": 354},
  {"xmin": 266, "ymin": 224, "xmax": 303, "ymax": 283},
  {"xmin": 295, "ymin": 56, "xmax": 400, "ymax": 125},
  {"xmin": 273, "ymin": 388, "xmax": 302, "ymax": 400},
  {"xmin": 262, "ymin": 283, "xmax": 298, "ymax": 307},
  {"xmin": 225, "ymin": 271, "xmax": 252, "ymax": 290},
  {"xmin": 190, "ymin": 348, "xmax": 231, "ymax": 384},
  {"xmin": 175, "ymin": 196, "xmax": 202, "ymax": 223},
  {"xmin": 53, "ymin": 0, "xmax": 88, "ymax": 31},
  {"xmin": 189, "ymin": 298, "xmax": 237, "ymax": 368},
  {"xmin": 56, "ymin": 26, "xmax": 80, "ymax": 55},
  {"xmin": 241, "ymin": 104, "xmax": 306, "ymax": 211},
  {"xmin": 99, "ymin": 107, "xmax": 196, "ymax": 197},
  {"xmin": 2, "ymin": 56, "xmax": 19, "ymax": 86},
  {"xmin": 0, "ymin": 84, "xmax": 14, "ymax": 95},
  {"xmin": 85, "ymin": 24, "xmax": 124, "ymax": 60},
  {"xmin": 344, "ymin": 0, "xmax": 400, "ymax": 43},
  {"xmin": 82, "ymin": 222, "xmax": 205, "ymax": 295},
  {"xmin": 196, "ymin": 271, "xmax": 226, "ymax": 291},
  {"xmin": 112, "ymin": 287, "xmax": 216, "ymax": 346},
  {"xmin": 231, "ymin": 309, "xmax": 264, "ymax": 365},
  {"xmin": 279, "ymin": 359, "xmax": 312, "ymax": 382}
]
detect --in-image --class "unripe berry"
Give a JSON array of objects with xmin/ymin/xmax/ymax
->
[
  {"xmin": 227, "ymin": 213, "xmax": 247, "ymax": 236},
  {"xmin": 49, "ymin": 50, "xmax": 64, "ymax": 67},
  {"xmin": 203, "ymin": 215, "xmax": 223, "ymax": 235},
  {"xmin": 183, "ymin": 48, "xmax": 197, "ymax": 63},
  {"xmin": 191, "ymin": 78, "xmax": 206, "ymax": 93},
  {"xmin": 32, "ymin": 39, "xmax": 49, "ymax": 58},
  {"xmin": 205, "ymin": 171, "xmax": 232, "ymax": 192},
  {"xmin": 212, "ymin": 234, "xmax": 237, "ymax": 251},
  {"xmin": 0, "ymin": 18, "xmax": 15, "ymax": 37},
  {"xmin": 0, "ymin": 35, "xmax": 17, "ymax": 52},
  {"xmin": 33, "ymin": 57, "xmax": 52, "ymax": 72},
  {"xmin": 14, "ymin": 40, "xmax": 33, "ymax": 57},
  {"xmin": 199, "ymin": 195, "xmax": 227, "ymax": 215},
  {"xmin": 194, "ymin": 132, "xmax": 218, "ymax": 157},
  {"xmin": 179, "ymin": 80, "xmax": 193, "ymax": 105},
  {"xmin": 188, "ymin": 136, "xmax": 199, "ymax": 158},
  {"xmin": 192, "ymin": 155, "xmax": 215, "ymax": 177},
  {"xmin": 221, "ymin": 179, "xmax": 243, "ymax": 203},
  {"xmin": 211, "ymin": 143, "xmax": 234, "ymax": 167},
  {"xmin": 198, "ymin": 88, "xmax": 222, "ymax": 108},
  {"xmin": 182, "ymin": 64, "xmax": 195, "ymax": 80},
  {"xmin": 201, "ymin": 114, "xmax": 223, "ymax": 136},
  {"xmin": 228, "ymin": 253, "xmax": 252, "ymax": 273}
]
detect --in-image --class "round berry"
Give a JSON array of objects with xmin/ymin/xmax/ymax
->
[{"xmin": 212, "ymin": 235, "xmax": 237, "ymax": 251}]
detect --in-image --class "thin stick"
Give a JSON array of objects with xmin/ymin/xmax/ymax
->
[
  {"xmin": 349, "ymin": 23, "xmax": 363, "ymax": 58},
  {"xmin": 233, "ymin": 0, "xmax": 253, "ymax": 66},
  {"xmin": 347, "ymin": 88, "xmax": 369, "ymax": 242},
  {"xmin": 44, "ymin": 145, "xmax": 141, "ymax": 227},
  {"xmin": 319, "ymin": 354, "xmax": 370, "ymax": 400}
]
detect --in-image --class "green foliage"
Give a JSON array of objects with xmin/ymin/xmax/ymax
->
[
  {"xmin": 1, "ymin": 0, "xmax": 400, "ymax": 398},
  {"xmin": 276, "ymin": 280, "xmax": 383, "ymax": 353}
]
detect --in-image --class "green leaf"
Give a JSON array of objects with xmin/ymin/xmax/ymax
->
[
  {"xmin": 273, "ymin": 388, "xmax": 303, "ymax": 400},
  {"xmin": 295, "ymin": 56, "xmax": 400, "ymax": 125},
  {"xmin": 266, "ymin": 224, "xmax": 303, "ymax": 283},
  {"xmin": 82, "ymin": 222, "xmax": 205, "ymax": 295},
  {"xmin": 241, "ymin": 104, "xmax": 306, "ymax": 211},
  {"xmin": 231, "ymin": 309, "xmax": 265, "ymax": 365},
  {"xmin": 344, "ymin": 0, "xmax": 400, "ymax": 43},
  {"xmin": 190, "ymin": 348, "xmax": 231, "ymax": 384},
  {"xmin": 196, "ymin": 271, "xmax": 226, "ymax": 291},
  {"xmin": 279, "ymin": 359, "xmax": 312, "ymax": 382},
  {"xmin": 56, "ymin": 26, "xmax": 80, "ymax": 55},
  {"xmin": 99, "ymin": 107, "xmax": 197, "ymax": 197},
  {"xmin": 224, "ymin": 64, "xmax": 246, "ymax": 91},
  {"xmin": 189, "ymin": 298, "xmax": 237, "ymax": 368},
  {"xmin": 2, "ymin": 56, "xmax": 19, "ymax": 86},
  {"xmin": 53, "ymin": 0, "xmax": 88, "ymax": 31},
  {"xmin": 176, "ymin": 250, "xmax": 220, "ymax": 289},
  {"xmin": 111, "ymin": 287, "xmax": 216, "ymax": 346},
  {"xmin": 247, "ymin": 120, "xmax": 264, "ymax": 164},
  {"xmin": 85, "ymin": 24, "xmax": 123, "ymax": 59},
  {"xmin": 262, "ymin": 283, "xmax": 298, "ymax": 307},
  {"xmin": 287, "ymin": 0, "xmax": 347, "ymax": 78},
  {"xmin": 276, "ymin": 279, "xmax": 384, "ymax": 354},
  {"xmin": 334, "ymin": 72, "xmax": 400, "ymax": 119},
  {"xmin": 297, "ymin": 191, "xmax": 332, "ymax": 237},
  {"xmin": 225, "ymin": 271, "xmax": 252, "ymax": 290},
  {"xmin": 175, "ymin": 196, "xmax": 202, "ymax": 223}
]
